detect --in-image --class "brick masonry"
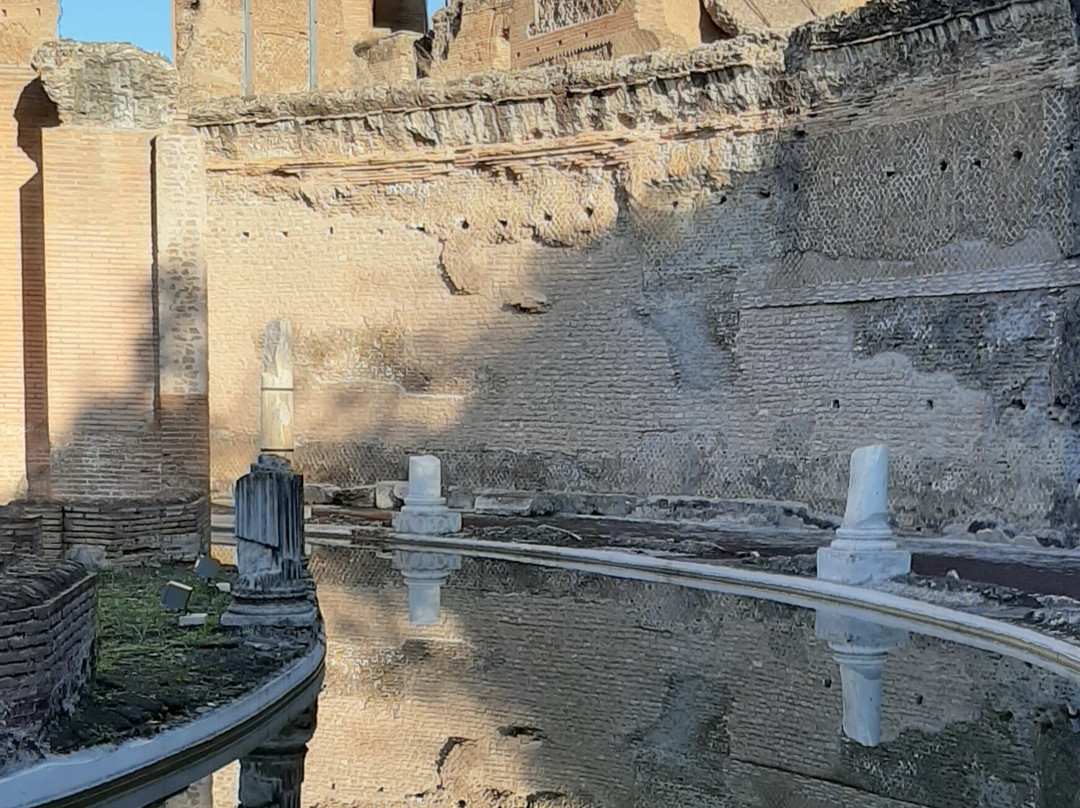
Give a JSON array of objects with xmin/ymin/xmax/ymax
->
[
  {"xmin": 0, "ymin": 32, "xmax": 210, "ymax": 564},
  {"xmin": 181, "ymin": 0, "xmax": 1080, "ymax": 538},
  {"xmin": 7, "ymin": 0, "xmax": 1080, "ymax": 555},
  {"xmin": 0, "ymin": 554, "xmax": 94, "ymax": 738}
]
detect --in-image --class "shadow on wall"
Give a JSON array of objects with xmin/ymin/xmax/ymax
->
[
  {"xmin": 211, "ymin": 96, "xmax": 1080, "ymax": 538},
  {"xmin": 15, "ymin": 78, "xmax": 57, "ymax": 501},
  {"xmin": 202, "ymin": 2, "xmax": 1080, "ymax": 538},
  {"xmin": 6, "ymin": 78, "xmax": 209, "ymax": 564}
]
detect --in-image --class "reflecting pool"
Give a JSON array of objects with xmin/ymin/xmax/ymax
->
[{"xmin": 195, "ymin": 544, "xmax": 1080, "ymax": 807}]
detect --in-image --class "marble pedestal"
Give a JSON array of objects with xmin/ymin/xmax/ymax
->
[{"xmin": 391, "ymin": 455, "xmax": 462, "ymax": 536}]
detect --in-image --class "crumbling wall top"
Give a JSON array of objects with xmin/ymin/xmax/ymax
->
[
  {"xmin": 32, "ymin": 41, "xmax": 178, "ymax": 130},
  {"xmin": 187, "ymin": 33, "xmax": 787, "ymax": 125}
]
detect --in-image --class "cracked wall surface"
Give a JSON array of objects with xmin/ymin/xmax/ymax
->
[{"xmin": 194, "ymin": 0, "xmax": 1080, "ymax": 537}]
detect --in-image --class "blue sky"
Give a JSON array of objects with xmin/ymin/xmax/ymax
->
[{"xmin": 58, "ymin": 0, "xmax": 446, "ymax": 60}]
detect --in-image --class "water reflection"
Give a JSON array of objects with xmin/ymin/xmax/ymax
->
[
  {"xmin": 814, "ymin": 610, "xmax": 908, "ymax": 747},
  {"xmin": 200, "ymin": 546, "xmax": 1080, "ymax": 807},
  {"xmin": 236, "ymin": 706, "xmax": 315, "ymax": 808}
]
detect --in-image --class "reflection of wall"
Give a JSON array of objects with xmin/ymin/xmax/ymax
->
[
  {"xmin": 196, "ymin": 0, "xmax": 1080, "ymax": 536},
  {"xmin": 292, "ymin": 545, "xmax": 1080, "ymax": 807}
]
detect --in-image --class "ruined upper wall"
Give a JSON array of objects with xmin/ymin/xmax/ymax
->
[
  {"xmin": 32, "ymin": 41, "xmax": 177, "ymax": 129},
  {"xmin": 173, "ymin": 0, "xmax": 892, "ymax": 99},
  {"xmin": 174, "ymin": 0, "xmax": 428, "ymax": 99},
  {"xmin": 0, "ymin": 0, "xmax": 58, "ymax": 65}
]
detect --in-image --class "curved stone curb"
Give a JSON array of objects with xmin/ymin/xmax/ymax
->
[
  {"xmin": 388, "ymin": 534, "xmax": 1080, "ymax": 682},
  {"xmin": 0, "ymin": 640, "xmax": 325, "ymax": 808}
]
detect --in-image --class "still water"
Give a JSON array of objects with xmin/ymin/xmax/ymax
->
[{"xmin": 197, "ymin": 545, "xmax": 1080, "ymax": 807}]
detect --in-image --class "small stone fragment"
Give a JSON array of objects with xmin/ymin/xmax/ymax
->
[
  {"xmin": 194, "ymin": 556, "xmax": 221, "ymax": 580},
  {"xmin": 178, "ymin": 613, "xmax": 208, "ymax": 627},
  {"xmin": 160, "ymin": 581, "xmax": 193, "ymax": 612},
  {"xmin": 375, "ymin": 480, "xmax": 408, "ymax": 510}
]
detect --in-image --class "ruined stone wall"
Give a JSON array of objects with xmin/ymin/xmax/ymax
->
[
  {"xmin": 0, "ymin": 556, "xmax": 94, "ymax": 741},
  {"xmin": 290, "ymin": 544, "xmax": 1080, "ymax": 807},
  {"xmin": 192, "ymin": 0, "xmax": 1080, "ymax": 537}
]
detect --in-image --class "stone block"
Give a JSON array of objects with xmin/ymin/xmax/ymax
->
[
  {"xmin": 375, "ymin": 481, "xmax": 408, "ymax": 510},
  {"xmin": 66, "ymin": 544, "xmax": 106, "ymax": 570},
  {"xmin": 305, "ymin": 483, "xmax": 341, "ymax": 505},
  {"xmin": 332, "ymin": 485, "xmax": 376, "ymax": 508},
  {"xmin": 194, "ymin": 556, "xmax": 221, "ymax": 580},
  {"xmin": 474, "ymin": 493, "xmax": 554, "ymax": 517},
  {"xmin": 178, "ymin": 613, "xmax": 208, "ymax": 627},
  {"xmin": 160, "ymin": 581, "xmax": 193, "ymax": 612}
]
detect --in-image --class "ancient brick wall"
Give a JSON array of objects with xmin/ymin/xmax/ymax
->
[
  {"xmin": 0, "ymin": 4, "xmax": 56, "ymax": 504},
  {"xmin": 0, "ymin": 41, "xmax": 211, "ymax": 564},
  {"xmin": 0, "ymin": 0, "xmax": 59, "ymax": 66},
  {"xmin": 281, "ymin": 544, "xmax": 1080, "ymax": 806},
  {"xmin": 0, "ymin": 555, "xmax": 94, "ymax": 736},
  {"xmin": 0, "ymin": 508, "xmax": 39, "ymax": 554},
  {"xmin": 190, "ymin": 0, "xmax": 1080, "ymax": 537},
  {"xmin": 174, "ymin": 0, "xmax": 420, "ymax": 98},
  {"xmin": 174, "ymin": 0, "xmax": 246, "ymax": 99},
  {"xmin": 0, "ymin": 65, "xmax": 34, "ymax": 505}
]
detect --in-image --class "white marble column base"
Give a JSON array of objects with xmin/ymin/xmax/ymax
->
[
  {"xmin": 817, "ymin": 543, "xmax": 911, "ymax": 585},
  {"xmin": 391, "ymin": 510, "xmax": 462, "ymax": 535}
]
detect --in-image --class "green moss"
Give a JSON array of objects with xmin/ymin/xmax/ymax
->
[{"xmin": 93, "ymin": 566, "xmax": 234, "ymax": 674}]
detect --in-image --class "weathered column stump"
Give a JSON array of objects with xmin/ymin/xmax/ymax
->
[{"xmin": 817, "ymin": 444, "xmax": 911, "ymax": 584}]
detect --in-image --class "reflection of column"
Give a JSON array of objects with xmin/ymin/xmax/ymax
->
[
  {"xmin": 239, "ymin": 706, "xmax": 316, "ymax": 808},
  {"xmin": 155, "ymin": 776, "xmax": 213, "ymax": 808},
  {"xmin": 815, "ymin": 610, "xmax": 908, "ymax": 747},
  {"xmin": 818, "ymin": 445, "xmax": 910, "ymax": 584},
  {"xmin": 392, "ymin": 550, "xmax": 461, "ymax": 626}
]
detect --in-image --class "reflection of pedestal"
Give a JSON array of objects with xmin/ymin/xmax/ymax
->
[
  {"xmin": 392, "ymin": 550, "xmax": 461, "ymax": 626},
  {"xmin": 815, "ymin": 610, "xmax": 908, "ymax": 747},
  {"xmin": 818, "ymin": 445, "xmax": 910, "ymax": 585},
  {"xmin": 222, "ymin": 454, "xmax": 317, "ymax": 630},
  {"xmin": 239, "ymin": 706, "xmax": 316, "ymax": 808},
  {"xmin": 391, "ymin": 455, "xmax": 462, "ymax": 535}
]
